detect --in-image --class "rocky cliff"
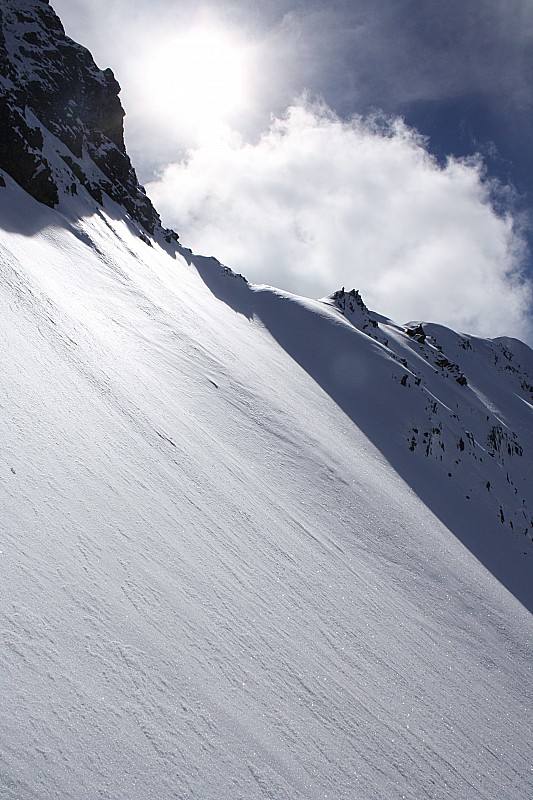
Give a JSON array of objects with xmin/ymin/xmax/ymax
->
[{"xmin": 0, "ymin": 0, "xmax": 174, "ymax": 236}]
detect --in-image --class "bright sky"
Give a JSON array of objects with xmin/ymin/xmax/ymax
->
[{"xmin": 52, "ymin": 0, "xmax": 533, "ymax": 341}]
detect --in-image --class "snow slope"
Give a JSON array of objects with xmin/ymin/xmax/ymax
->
[{"xmin": 0, "ymin": 174, "xmax": 532, "ymax": 800}]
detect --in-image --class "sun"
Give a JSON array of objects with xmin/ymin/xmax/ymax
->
[{"xmin": 142, "ymin": 25, "xmax": 249, "ymax": 133}]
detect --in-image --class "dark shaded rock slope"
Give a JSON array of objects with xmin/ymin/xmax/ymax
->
[{"xmin": 0, "ymin": 0, "xmax": 174, "ymax": 236}]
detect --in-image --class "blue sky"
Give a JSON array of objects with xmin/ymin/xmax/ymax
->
[{"xmin": 52, "ymin": 0, "xmax": 533, "ymax": 341}]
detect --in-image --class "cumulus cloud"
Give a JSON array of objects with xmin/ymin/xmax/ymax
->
[{"xmin": 147, "ymin": 100, "xmax": 532, "ymax": 340}]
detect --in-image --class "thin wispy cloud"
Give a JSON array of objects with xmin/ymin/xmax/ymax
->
[
  {"xmin": 54, "ymin": 0, "xmax": 532, "ymax": 164},
  {"xmin": 379, "ymin": 0, "xmax": 533, "ymax": 110},
  {"xmin": 148, "ymin": 100, "xmax": 531, "ymax": 339}
]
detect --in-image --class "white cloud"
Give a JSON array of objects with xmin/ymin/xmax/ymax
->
[{"xmin": 147, "ymin": 100, "xmax": 532, "ymax": 340}]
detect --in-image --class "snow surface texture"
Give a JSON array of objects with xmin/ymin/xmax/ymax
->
[{"xmin": 0, "ymin": 173, "xmax": 532, "ymax": 799}]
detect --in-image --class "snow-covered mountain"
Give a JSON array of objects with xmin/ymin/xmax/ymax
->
[{"xmin": 1, "ymin": 2, "xmax": 532, "ymax": 799}]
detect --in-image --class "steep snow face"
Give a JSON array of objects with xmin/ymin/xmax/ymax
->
[
  {"xmin": 0, "ymin": 0, "xmax": 165, "ymax": 234},
  {"xmin": 0, "ymin": 179, "xmax": 532, "ymax": 800}
]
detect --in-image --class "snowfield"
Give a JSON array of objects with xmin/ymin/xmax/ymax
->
[{"xmin": 0, "ymin": 177, "xmax": 532, "ymax": 799}]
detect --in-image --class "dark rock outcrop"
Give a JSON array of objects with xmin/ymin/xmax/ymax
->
[
  {"xmin": 406, "ymin": 323, "xmax": 426, "ymax": 343},
  {"xmin": 329, "ymin": 288, "xmax": 380, "ymax": 332},
  {"xmin": 0, "ymin": 0, "xmax": 174, "ymax": 237}
]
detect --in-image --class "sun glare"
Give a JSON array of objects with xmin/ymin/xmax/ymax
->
[{"xmin": 144, "ymin": 26, "xmax": 249, "ymax": 133}]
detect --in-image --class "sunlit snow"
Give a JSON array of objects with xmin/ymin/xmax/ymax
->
[{"xmin": 0, "ymin": 173, "xmax": 531, "ymax": 799}]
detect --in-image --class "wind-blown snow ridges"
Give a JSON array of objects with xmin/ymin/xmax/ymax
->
[{"xmin": 0, "ymin": 179, "xmax": 532, "ymax": 799}]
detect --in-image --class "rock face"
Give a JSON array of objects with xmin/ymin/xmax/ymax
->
[{"xmin": 0, "ymin": 0, "xmax": 171, "ymax": 235}]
